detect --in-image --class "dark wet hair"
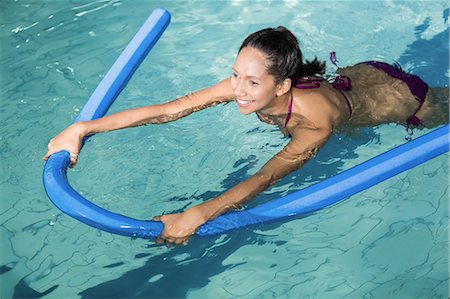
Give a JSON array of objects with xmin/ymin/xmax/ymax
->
[{"xmin": 239, "ymin": 26, "xmax": 326, "ymax": 84}]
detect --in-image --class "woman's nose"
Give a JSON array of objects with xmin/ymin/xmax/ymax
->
[{"xmin": 234, "ymin": 81, "xmax": 246, "ymax": 97}]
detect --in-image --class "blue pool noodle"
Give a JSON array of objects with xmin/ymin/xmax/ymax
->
[
  {"xmin": 74, "ymin": 8, "xmax": 170, "ymax": 122},
  {"xmin": 43, "ymin": 8, "xmax": 450, "ymax": 239}
]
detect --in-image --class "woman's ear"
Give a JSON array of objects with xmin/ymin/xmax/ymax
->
[{"xmin": 276, "ymin": 78, "xmax": 292, "ymax": 96}]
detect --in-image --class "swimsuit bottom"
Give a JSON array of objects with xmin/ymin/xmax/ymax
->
[{"xmin": 362, "ymin": 61, "xmax": 429, "ymax": 128}]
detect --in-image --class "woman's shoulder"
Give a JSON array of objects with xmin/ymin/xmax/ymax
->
[{"xmin": 291, "ymin": 89, "xmax": 335, "ymax": 129}]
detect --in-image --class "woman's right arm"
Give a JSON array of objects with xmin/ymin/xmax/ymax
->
[{"xmin": 43, "ymin": 78, "xmax": 235, "ymax": 166}]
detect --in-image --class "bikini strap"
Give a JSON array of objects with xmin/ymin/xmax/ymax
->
[
  {"xmin": 330, "ymin": 51, "xmax": 353, "ymax": 117},
  {"xmin": 332, "ymin": 75, "xmax": 352, "ymax": 91},
  {"xmin": 330, "ymin": 51, "xmax": 339, "ymax": 67},
  {"xmin": 295, "ymin": 77, "xmax": 324, "ymax": 89},
  {"xmin": 284, "ymin": 91, "xmax": 294, "ymax": 127},
  {"xmin": 329, "ymin": 51, "xmax": 352, "ymax": 91},
  {"xmin": 288, "ymin": 52, "xmax": 353, "ymax": 128}
]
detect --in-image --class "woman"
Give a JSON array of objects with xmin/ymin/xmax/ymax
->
[{"xmin": 43, "ymin": 26, "xmax": 448, "ymax": 245}]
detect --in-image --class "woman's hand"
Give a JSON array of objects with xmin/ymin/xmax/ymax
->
[
  {"xmin": 153, "ymin": 206, "xmax": 208, "ymax": 246},
  {"xmin": 42, "ymin": 122, "xmax": 87, "ymax": 167}
]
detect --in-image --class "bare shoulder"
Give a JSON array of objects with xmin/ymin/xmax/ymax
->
[{"xmin": 292, "ymin": 88, "xmax": 335, "ymax": 130}]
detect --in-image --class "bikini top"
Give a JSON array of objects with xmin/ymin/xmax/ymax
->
[{"xmin": 284, "ymin": 53, "xmax": 353, "ymax": 128}]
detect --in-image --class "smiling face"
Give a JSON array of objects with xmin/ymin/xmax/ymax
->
[{"xmin": 231, "ymin": 46, "xmax": 286, "ymax": 115}]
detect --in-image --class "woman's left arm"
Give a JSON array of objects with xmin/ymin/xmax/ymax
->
[{"xmin": 155, "ymin": 122, "xmax": 332, "ymax": 245}]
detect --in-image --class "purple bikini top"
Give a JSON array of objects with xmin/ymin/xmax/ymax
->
[{"xmin": 284, "ymin": 52, "xmax": 353, "ymax": 128}]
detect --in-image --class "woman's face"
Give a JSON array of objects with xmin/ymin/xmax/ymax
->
[{"xmin": 231, "ymin": 46, "xmax": 280, "ymax": 115}]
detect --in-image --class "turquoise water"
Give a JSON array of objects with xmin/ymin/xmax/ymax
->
[{"xmin": 1, "ymin": 1, "xmax": 449, "ymax": 298}]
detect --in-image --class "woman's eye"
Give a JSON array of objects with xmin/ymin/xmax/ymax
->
[
  {"xmin": 232, "ymin": 72, "xmax": 239, "ymax": 78},
  {"xmin": 250, "ymin": 80, "xmax": 259, "ymax": 86}
]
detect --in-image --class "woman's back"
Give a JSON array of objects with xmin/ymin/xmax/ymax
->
[{"xmin": 337, "ymin": 63, "xmax": 448, "ymax": 127}]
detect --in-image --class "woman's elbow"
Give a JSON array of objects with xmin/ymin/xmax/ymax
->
[{"xmin": 254, "ymin": 171, "xmax": 275, "ymax": 188}]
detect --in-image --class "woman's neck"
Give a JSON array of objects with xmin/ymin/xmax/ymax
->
[{"xmin": 258, "ymin": 91, "xmax": 292, "ymax": 117}]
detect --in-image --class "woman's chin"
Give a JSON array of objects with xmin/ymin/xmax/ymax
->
[{"xmin": 237, "ymin": 106, "xmax": 255, "ymax": 115}]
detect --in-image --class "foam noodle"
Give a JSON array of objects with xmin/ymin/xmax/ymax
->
[{"xmin": 43, "ymin": 8, "xmax": 449, "ymax": 239}]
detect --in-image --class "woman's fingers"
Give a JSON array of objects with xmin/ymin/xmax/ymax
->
[
  {"xmin": 68, "ymin": 153, "xmax": 78, "ymax": 168},
  {"xmin": 155, "ymin": 236, "xmax": 189, "ymax": 246},
  {"xmin": 42, "ymin": 145, "xmax": 55, "ymax": 161},
  {"xmin": 153, "ymin": 224, "xmax": 190, "ymax": 246},
  {"xmin": 43, "ymin": 136, "xmax": 80, "ymax": 167},
  {"xmin": 42, "ymin": 152, "xmax": 50, "ymax": 161},
  {"xmin": 175, "ymin": 238, "xmax": 190, "ymax": 246},
  {"xmin": 157, "ymin": 232, "xmax": 176, "ymax": 247},
  {"xmin": 152, "ymin": 212, "xmax": 197, "ymax": 246},
  {"xmin": 43, "ymin": 150, "xmax": 78, "ymax": 167},
  {"xmin": 43, "ymin": 138, "xmax": 57, "ymax": 161},
  {"xmin": 43, "ymin": 124, "xmax": 85, "ymax": 165}
]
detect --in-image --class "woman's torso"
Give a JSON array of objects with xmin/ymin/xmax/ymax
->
[
  {"xmin": 336, "ymin": 63, "xmax": 424, "ymax": 126},
  {"xmin": 257, "ymin": 63, "xmax": 426, "ymax": 135}
]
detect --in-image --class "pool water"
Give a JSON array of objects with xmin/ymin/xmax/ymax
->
[{"xmin": 1, "ymin": 1, "xmax": 449, "ymax": 298}]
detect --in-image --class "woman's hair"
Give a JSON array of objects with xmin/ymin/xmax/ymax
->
[{"xmin": 239, "ymin": 26, "xmax": 325, "ymax": 84}]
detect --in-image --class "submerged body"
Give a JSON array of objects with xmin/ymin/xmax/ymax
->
[
  {"xmin": 337, "ymin": 63, "xmax": 448, "ymax": 128},
  {"xmin": 43, "ymin": 27, "xmax": 449, "ymax": 245},
  {"xmin": 263, "ymin": 63, "xmax": 448, "ymax": 135}
]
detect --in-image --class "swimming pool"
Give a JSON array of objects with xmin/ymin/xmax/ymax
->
[{"xmin": 1, "ymin": 1, "xmax": 449, "ymax": 298}]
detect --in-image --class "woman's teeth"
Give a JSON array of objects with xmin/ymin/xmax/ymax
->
[{"xmin": 237, "ymin": 99, "xmax": 254, "ymax": 106}]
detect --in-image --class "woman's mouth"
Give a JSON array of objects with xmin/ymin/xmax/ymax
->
[{"xmin": 236, "ymin": 98, "xmax": 255, "ymax": 107}]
